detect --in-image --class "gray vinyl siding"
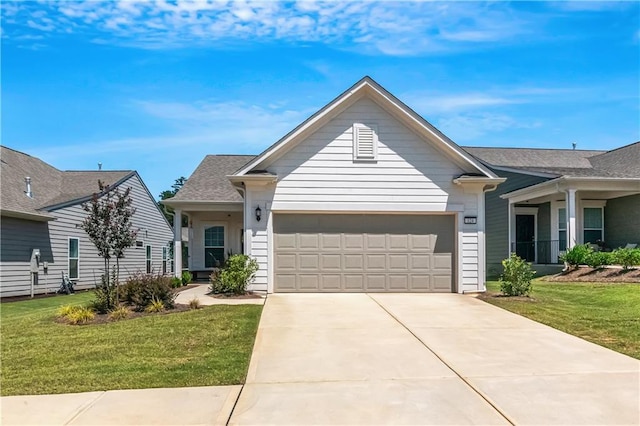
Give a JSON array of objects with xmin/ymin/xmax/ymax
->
[
  {"xmin": 0, "ymin": 174, "xmax": 173, "ymax": 297},
  {"xmin": 605, "ymin": 194, "xmax": 640, "ymax": 249},
  {"xmin": 485, "ymin": 170, "xmax": 549, "ymax": 277}
]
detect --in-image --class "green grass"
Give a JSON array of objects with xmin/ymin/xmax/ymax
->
[
  {"xmin": 483, "ymin": 280, "xmax": 640, "ymax": 359},
  {"xmin": 0, "ymin": 292, "xmax": 262, "ymax": 396}
]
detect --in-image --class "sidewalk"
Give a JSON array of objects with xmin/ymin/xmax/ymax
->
[
  {"xmin": 174, "ymin": 284, "xmax": 265, "ymax": 306},
  {"xmin": 1, "ymin": 386, "xmax": 241, "ymax": 426}
]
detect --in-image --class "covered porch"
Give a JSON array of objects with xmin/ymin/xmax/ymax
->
[{"xmin": 501, "ymin": 177, "xmax": 640, "ymax": 265}]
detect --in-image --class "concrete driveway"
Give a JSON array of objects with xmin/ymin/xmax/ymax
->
[{"xmin": 230, "ymin": 293, "xmax": 640, "ymax": 425}]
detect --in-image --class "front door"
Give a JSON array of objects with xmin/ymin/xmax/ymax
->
[{"xmin": 515, "ymin": 215, "xmax": 535, "ymax": 262}]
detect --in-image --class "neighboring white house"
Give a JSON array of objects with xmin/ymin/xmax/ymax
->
[
  {"xmin": 0, "ymin": 146, "xmax": 174, "ymax": 298},
  {"xmin": 163, "ymin": 77, "xmax": 505, "ymax": 293}
]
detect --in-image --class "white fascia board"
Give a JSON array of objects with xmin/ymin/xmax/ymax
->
[
  {"xmin": 227, "ymin": 174, "xmax": 278, "ymax": 185},
  {"xmin": 501, "ymin": 177, "xmax": 640, "ymax": 203},
  {"xmin": 0, "ymin": 209, "xmax": 55, "ymax": 222}
]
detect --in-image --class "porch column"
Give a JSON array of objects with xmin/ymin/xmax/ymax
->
[
  {"xmin": 173, "ymin": 208, "xmax": 182, "ymax": 278},
  {"xmin": 566, "ymin": 189, "xmax": 577, "ymax": 249},
  {"xmin": 508, "ymin": 200, "xmax": 515, "ymax": 255}
]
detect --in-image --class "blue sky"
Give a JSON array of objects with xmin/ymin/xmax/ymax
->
[{"xmin": 2, "ymin": 1, "xmax": 639, "ymax": 199}]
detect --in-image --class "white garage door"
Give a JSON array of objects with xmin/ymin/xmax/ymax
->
[{"xmin": 274, "ymin": 214, "xmax": 455, "ymax": 292}]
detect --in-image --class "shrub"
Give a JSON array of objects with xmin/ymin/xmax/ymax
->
[
  {"xmin": 120, "ymin": 272, "xmax": 176, "ymax": 311},
  {"xmin": 585, "ymin": 251, "xmax": 613, "ymax": 269},
  {"xmin": 559, "ymin": 244, "xmax": 593, "ymax": 269},
  {"xmin": 65, "ymin": 307, "xmax": 95, "ymax": 325},
  {"xmin": 90, "ymin": 270, "xmax": 119, "ymax": 314},
  {"xmin": 108, "ymin": 305, "xmax": 130, "ymax": 321},
  {"xmin": 181, "ymin": 271, "xmax": 193, "ymax": 286},
  {"xmin": 170, "ymin": 277, "xmax": 182, "ymax": 288},
  {"xmin": 145, "ymin": 298, "xmax": 165, "ymax": 313},
  {"xmin": 210, "ymin": 254, "xmax": 259, "ymax": 295},
  {"xmin": 188, "ymin": 297, "xmax": 201, "ymax": 310},
  {"xmin": 56, "ymin": 305, "xmax": 78, "ymax": 318},
  {"xmin": 499, "ymin": 253, "xmax": 536, "ymax": 297},
  {"xmin": 613, "ymin": 248, "xmax": 640, "ymax": 270}
]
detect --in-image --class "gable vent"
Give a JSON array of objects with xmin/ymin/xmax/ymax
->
[{"xmin": 353, "ymin": 123, "xmax": 378, "ymax": 161}]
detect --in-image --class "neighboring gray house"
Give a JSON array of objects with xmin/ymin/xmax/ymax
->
[
  {"xmin": 0, "ymin": 146, "xmax": 174, "ymax": 298},
  {"xmin": 465, "ymin": 143, "xmax": 640, "ymax": 276}
]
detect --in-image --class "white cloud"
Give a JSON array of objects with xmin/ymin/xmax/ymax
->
[{"xmin": 1, "ymin": 1, "xmax": 536, "ymax": 55}]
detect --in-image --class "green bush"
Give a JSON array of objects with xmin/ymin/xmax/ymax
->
[
  {"xmin": 120, "ymin": 272, "xmax": 176, "ymax": 311},
  {"xmin": 612, "ymin": 248, "xmax": 640, "ymax": 270},
  {"xmin": 559, "ymin": 244, "xmax": 593, "ymax": 268},
  {"xmin": 585, "ymin": 251, "xmax": 613, "ymax": 269},
  {"xmin": 210, "ymin": 254, "xmax": 259, "ymax": 295},
  {"xmin": 499, "ymin": 253, "xmax": 536, "ymax": 297},
  {"xmin": 181, "ymin": 271, "xmax": 193, "ymax": 286},
  {"xmin": 170, "ymin": 277, "xmax": 182, "ymax": 288}
]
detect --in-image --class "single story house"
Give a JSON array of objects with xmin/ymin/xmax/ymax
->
[
  {"xmin": 164, "ymin": 77, "xmax": 640, "ymax": 293},
  {"xmin": 163, "ymin": 77, "xmax": 507, "ymax": 293},
  {"xmin": 0, "ymin": 146, "xmax": 174, "ymax": 298}
]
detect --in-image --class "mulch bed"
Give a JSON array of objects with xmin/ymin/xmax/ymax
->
[
  {"xmin": 56, "ymin": 303, "xmax": 195, "ymax": 326},
  {"xmin": 543, "ymin": 267, "xmax": 640, "ymax": 283}
]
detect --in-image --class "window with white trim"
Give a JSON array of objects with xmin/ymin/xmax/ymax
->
[
  {"xmin": 68, "ymin": 238, "xmax": 79, "ymax": 279},
  {"xmin": 146, "ymin": 245, "xmax": 152, "ymax": 274},
  {"xmin": 205, "ymin": 226, "xmax": 225, "ymax": 268},
  {"xmin": 558, "ymin": 208, "xmax": 567, "ymax": 251},
  {"xmin": 162, "ymin": 246, "xmax": 168, "ymax": 275},
  {"xmin": 583, "ymin": 207, "xmax": 603, "ymax": 243},
  {"xmin": 353, "ymin": 123, "xmax": 378, "ymax": 161}
]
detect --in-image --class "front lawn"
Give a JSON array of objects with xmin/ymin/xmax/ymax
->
[
  {"xmin": 482, "ymin": 281, "xmax": 640, "ymax": 359},
  {"xmin": 0, "ymin": 292, "xmax": 262, "ymax": 396}
]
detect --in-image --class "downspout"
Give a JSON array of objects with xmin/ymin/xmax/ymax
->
[{"xmin": 236, "ymin": 184, "xmax": 247, "ymax": 255}]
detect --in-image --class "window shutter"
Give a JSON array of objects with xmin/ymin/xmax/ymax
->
[{"xmin": 353, "ymin": 123, "xmax": 378, "ymax": 160}]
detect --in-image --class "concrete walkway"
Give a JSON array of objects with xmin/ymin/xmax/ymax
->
[
  {"xmin": 1, "ymin": 386, "xmax": 241, "ymax": 425},
  {"xmin": 230, "ymin": 293, "xmax": 640, "ymax": 425},
  {"xmin": 174, "ymin": 284, "xmax": 265, "ymax": 306},
  {"xmin": 3, "ymin": 293, "xmax": 639, "ymax": 425}
]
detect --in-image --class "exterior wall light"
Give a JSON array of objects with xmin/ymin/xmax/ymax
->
[{"xmin": 255, "ymin": 205, "xmax": 262, "ymax": 222}]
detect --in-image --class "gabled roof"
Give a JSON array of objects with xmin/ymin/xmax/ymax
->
[
  {"xmin": 0, "ymin": 146, "xmax": 133, "ymax": 220},
  {"xmin": 167, "ymin": 155, "xmax": 255, "ymax": 204},
  {"xmin": 464, "ymin": 142, "xmax": 639, "ymax": 179},
  {"xmin": 234, "ymin": 76, "xmax": 499, "ymax": 179}
]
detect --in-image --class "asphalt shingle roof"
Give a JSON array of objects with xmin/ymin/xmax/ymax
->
[
  {"xmin": 1, "ymin": 146, "xmax": 133, "ymax": 217},
  {"xmin": 170, "ymin": 155, "xmax": 255, "ymax": 202},
  {"xmin": 463, "ymin": 143, "xmax": 639, "ymax": 179}
]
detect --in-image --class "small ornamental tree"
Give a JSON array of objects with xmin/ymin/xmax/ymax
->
[{"xmin": 80, "ymin": 181, "xmax": 138, "ymax": 311}]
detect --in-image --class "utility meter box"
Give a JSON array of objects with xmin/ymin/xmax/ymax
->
[{"xmin": 30, "ymin": 249, "xmax": 41, "ymax": 273}]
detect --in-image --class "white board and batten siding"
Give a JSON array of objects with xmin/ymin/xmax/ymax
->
[
  {"xmin": 0, "ymin": 174, "xmax": 173, "ymax": 297},
  {"xmin": 245, "ymin": 97, "xmax": 485, "ymax": 293}
]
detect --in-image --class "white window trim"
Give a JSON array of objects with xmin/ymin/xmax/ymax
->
[
  {"xmin": 68, "ymin": 237, "xmax": 79, "ymax": 280},
  {"xmin": 581, "ymin": 201, "xmax": 606, "ymax": 244},
  {"xmin": 162, "ymin": 246, "xmax": 168, "ymax": 275},
  {"xmin": 352, "ymin": 122, "xmax": 378, "ymax": 161},
  {"xmin": 146, "ymin": 245, "xmax": 152, "ymax": 274},
  {"xmin": 204, "ymin": 223, "xmax": 226, "ymax": 269}
]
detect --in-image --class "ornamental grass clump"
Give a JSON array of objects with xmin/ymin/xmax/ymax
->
[{"xmin": 499, "ymin": 253, "xmax": 536, "ymax": 297}]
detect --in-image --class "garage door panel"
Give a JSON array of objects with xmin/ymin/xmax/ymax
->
[
  {"xmin": 344, "ymin": 254, "xmax": 364, "ymax": 270},
  {"xmin": 299, "ymin": 274, "xmax": 320, "ymax": 290},
  {"xmin": 299, "ymin": 234, "xmax": 320, "ymax": 250},
  {"xmin": 433, "ymin": 275, "xmax": 452, "ymax": 291},
  {"xmin": 366, "ymin": 254, "xmax": 386, "ymax": 270},
  {"xmin": 389, "ymin": 274, "xmax": 409, "ymax": 290},
  {"xmin": 365, "ymin": 234, "xmax": 386, "ymax": 250},
  {"xmin": 433, "ymin": 254, "xmax": 453, "ymax": 270},
  {"xmin": 321, "ymin": 254, "xmax": 341, "ymax": 270},
  {"xmin": 389, "ymin": 254, "xmax": 409, "ymax": 271},
  {"xmin": 410, "ymin": 275, "xmax": 431, "ymax": 290},
  {"xmin": 274, "ymin": 214, "xmax": 454, "ymax": 293},
  {"xmin": 321, "ymin": 274, "xmax": 342, "ymax": 290},
  {"xmin": 344, "ymin": 234, "xmax": 364, "ymax": 250},
  {"xmin": 365, "ymin": 275, "xmax": 386, "ymax": 290}
]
